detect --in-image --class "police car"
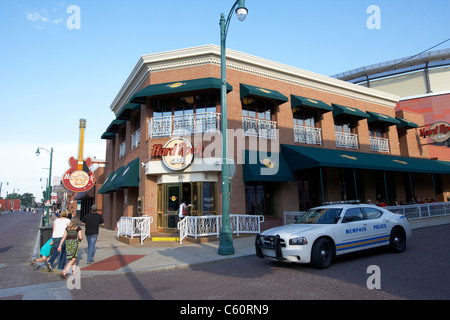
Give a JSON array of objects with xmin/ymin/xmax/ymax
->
[{"xmin": 255, "ymin": 203, "xmax": 412, "ymax": 269}]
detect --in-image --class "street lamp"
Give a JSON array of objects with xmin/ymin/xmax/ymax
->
[
  {"xmin": 36, "ymin": 147, "xmax": 53, "ymax": 226},
  {"xmin": 218, "ymin": 0, "xmax": 248, "ymax": 256}
]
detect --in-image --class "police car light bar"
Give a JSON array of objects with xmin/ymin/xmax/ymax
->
[{"xmin": 321, "ymin": 200, "xmax": 361, "ymax": 205}]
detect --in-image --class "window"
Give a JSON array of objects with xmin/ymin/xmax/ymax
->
[
  {"xmin": 342, "ymin": 208, "xmax": 365, "ymax": 223},
  {"xmin": 293, "ymin": 109, "xmax": 318, "ymax": 127},
  {"xmin": 242, "ymin": 99, "xmax": 273, "ymax": 120},
  {"xmin": 362, "ymin": 207, "xmax": 383, "ymax": 220}
]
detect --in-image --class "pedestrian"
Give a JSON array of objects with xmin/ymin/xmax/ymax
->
[
  {"xmin": 178, "ymin": 198, "xmax": 192, "ymax": 221},
  {"xmin": 46, "ymin": 209, "xmax": 70, "ymax": 272},
  {"xmin": 81, "ymin": 204, "xmax": 104, "ymax": 264},
  {"xmin": 58, "ymin": 216, "xmax": 82, "ymax": 279},
  {"xmin": 31, "ymin": 238, "xmax": 53, "ymax": 266}
]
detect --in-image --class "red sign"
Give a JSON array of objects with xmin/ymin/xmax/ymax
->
[{"xmin": 420, "ymin": 122, "xmax": 450, "ymax": 143}]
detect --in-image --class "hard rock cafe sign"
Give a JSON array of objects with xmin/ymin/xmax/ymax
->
[
  {"xmin": 419, "ymin": 121, "xmax": 450, "ymax": 143},
  {"xmin": 151, "ymin": 137, "xmax": 203, "ymax": 171}
]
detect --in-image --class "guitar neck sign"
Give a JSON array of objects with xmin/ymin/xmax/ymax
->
[{"xmin": 62, "ymin": 119, "xmax": 96, "ymax": 192}]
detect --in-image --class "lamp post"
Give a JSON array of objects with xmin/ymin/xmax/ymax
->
[
  {"xmin": 36, "ymin": 147, "xmax": 53, "ymax": 226},
  {"xmin": 218, "ymin": 0, "xmax": 248, "ymax": 256}
]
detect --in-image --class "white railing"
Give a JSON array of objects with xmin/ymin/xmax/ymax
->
[
  {"xmin": 119, "ymin": 141, "xmax": 126, "ymax": 159},
  {"xmin": 117, "ymin": 216, "xmax": 153, "ymax": 244},
  {"xmin": 242, "ymin": 117, "xmax": 277, "ymax": 140},
  {"xmin": 294, "ymin": 125, "xmax": 322, "ymax": 145},
  {"xmin": 148, "ymin": 112, "xmax": 221, "ymax": 139},
  {"xmin": 177, "ymin": 214, "xmax": 265, "ymax": 243},
  {"xmin": 370, "ymin": 136, "xmax": 389, "ymax": 153},
  {"xmin": 335, "ymin": 131, "xmax": 358, "ymax": 149},
  {"xmin": 131, "ymin": 128, "xmax": 140, "ymax": 150},
  {"xmin": 386, "ymin": 202, "xmax": 450, "ymax": 220}
]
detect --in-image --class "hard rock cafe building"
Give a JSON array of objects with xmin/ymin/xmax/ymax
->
[{"xmin": 98, "ymin": 45, "xmax": 450, "ymax": 233}]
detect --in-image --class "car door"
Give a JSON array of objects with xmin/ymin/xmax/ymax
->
[
  {"xmin": 337, "ymin": 207, "xmax": 371, "ymax": 253},
  {"xmin": 361, "ymin": 206, "xmax": 391, "ymax": 245}
]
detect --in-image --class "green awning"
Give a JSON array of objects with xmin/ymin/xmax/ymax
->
[
  {"xmin": 105, "ymin": 120, "xmax": 126, "ymax": 133},
  {"xmin": 291, "ymin": 95, "xmax": 333, "ymax": 113},
  {"xmin": 114, "ymin": 158, "xmax": 140, "ymax": 189},
  {"xmin": 396, "ymin": 117, "xmax": 418, "ymax": 129},
  {"xmin": 98, "ymin": 167, "xmax": 126, "ymax": 194},
  {"xmin": 332, "ymin": 103, "xmax": 369, "ymax": 120},
  {"xmin": 98, "ymin": 172, "xmax": 115, "ymax": 194},
  {"xmin": 240, "ymin": 83, "xmax": 288, "ymax": 103},
  {"xmin": 280, "ymin": 144, "xmax": 450, "ymax": 174},
  {"xmin": 130, "ymin": 77, "xmax": 232, "ymax": 104},
  {"xmin": 109, "ymin": 166, "xmax": 126, "ymax": 191},
  {"xmin": 101, "ymin": 132, "xmax": 116, "ymax": 140},
  {"xmin": 243, "ymin": 150, "xmax": 294, "ymax": 182},
  {"xmin": 366, "ymin": 111, "xmax": 400, "ymax": 126},
  {"xmin": 117, "ymin": 103, "xmax": 141, "ymax": 121}
]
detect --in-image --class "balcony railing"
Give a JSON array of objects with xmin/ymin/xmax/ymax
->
[
  {"xmin": 148, "ymin": 112, "xmax": 221, "ymax": 139},
  {"xmin": 370, "ymin": 136, "xmax": 389, "ymax": 153},
  {"xmin": 242, "ymin": 117, "xmax": 277, "ymax": 140},
  {"xmin": 119, "ymin": 141, "xmax": 126, "ymax": 159},
  {"xmin": 335, "ymin": 131, "xmax": 358, "ymax": 149},
  {"xmin": 294, "ymin": 125, "xmax": 322, "ymax": 145},
  {"xmin": 131, "ymin": 128, "xmax": 140, "ymax": 150}
]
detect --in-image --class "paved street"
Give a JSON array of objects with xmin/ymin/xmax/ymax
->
[
  {"xmin": 1, "ymin": 210, "xmax": 449, "ymax": 303},
  {"xmin": 70, "ymin": 224, "xmax": 450, "ymax": 300}
]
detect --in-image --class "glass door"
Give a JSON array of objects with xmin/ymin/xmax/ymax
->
[{"xmin": 164, "ymin": 183, "xmax": 181, "ymax": 231}]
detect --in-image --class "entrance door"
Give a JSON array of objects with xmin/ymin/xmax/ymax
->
[{"xmin": 164, "ymin": 183, "xmax": 181, "ymax": 231}]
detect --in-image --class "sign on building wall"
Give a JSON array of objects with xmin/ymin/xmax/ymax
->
[{"xmin": 420, "ymin": 121, "xmax": 450, "ymax": 143}]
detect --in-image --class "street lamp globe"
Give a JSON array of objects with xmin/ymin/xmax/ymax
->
[{"xmin": 236, "ymin": 7, "xmax": 248, "ymax": 21}]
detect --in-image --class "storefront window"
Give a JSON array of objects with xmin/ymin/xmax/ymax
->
[{"xmin": 202, "ymin": 182, "xmax": 216, "ymax": 214}]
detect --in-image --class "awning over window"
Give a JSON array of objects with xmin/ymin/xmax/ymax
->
[
  {"xmin": 396, "ymin": 117, "xmax": 419, "ymax": 129},
  {"xmin": 291, "ymin": 95, "xmax": 333, "ymax": 113},
  {"xmin": 105, "ymin": 120, "xmax": 126, "ymax": 133},
  {"xmin": 243, "ymin": 150, "xmax": 294, "ymax": 182},
  {"xmin": 114, "ymin": 158, "xmax": 140, "ymax": 189},
  {"xmin": 98, "ymin": 159, "xmax": 140, "ymax": 194},
  {"xmin": 280, "ymin": 144, "xmax": 450, "ymax": 174},
  {"xmin": 101, "ymin": 132, "xmax": 115, "ymax": 140},
  {"xmin": 116, "ymin": 103, "xmax": 141, "ymax": 121},
  {"xmin": 130, "ymin": 77, "xmax": 232, "ymax": 104},
  {"xmin": 332, "ymin": 103, "xmax": 369, "ymax": 120},
  {"xmin": 366, "ymin": 111, "xmax": 400, "ymax": 126},
  {"xmin": 97, "ymin": 172, "xmax": 115, "ymax": 194},
  {"xmin": 240, "ymin": 83, "xmax": 288, "ymax": 103}
]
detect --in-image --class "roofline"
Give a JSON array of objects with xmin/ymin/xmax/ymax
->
[{"xmin": 109, "ymin": 44, "xmax": 399, "ymax": 115}]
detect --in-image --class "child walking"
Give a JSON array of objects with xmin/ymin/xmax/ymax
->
[
  {"xmin": 58, "ymin": 216, "xmax": 83, "ymax": 279},
  {"xmin": 31, "ymin": 238, "xmax": 53, "ymax": 266}
]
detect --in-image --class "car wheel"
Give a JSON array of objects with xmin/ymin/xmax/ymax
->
[
  {"xmin": 389, "ymin": 227, "xmax": 406, "ymax": 253},
  {"xmin": 311, "ymin": 238, "xmax": 333, "ymax": 269}
]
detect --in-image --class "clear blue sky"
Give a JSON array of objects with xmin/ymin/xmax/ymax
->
[{"xmin": 1, "ymin": 0, "xmax": 449, "ymax": 202}]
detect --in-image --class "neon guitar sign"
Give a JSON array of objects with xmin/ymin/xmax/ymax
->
[{"xmin": 62, "ymin": 119, "xmax": 95, "ymax": 192}]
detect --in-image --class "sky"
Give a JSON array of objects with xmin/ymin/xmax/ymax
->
[{"xmin": 0, "ymin": 0, "xmax": 449, "ymax": 202}]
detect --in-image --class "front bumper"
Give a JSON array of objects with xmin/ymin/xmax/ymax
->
[{"xmin": 255, "ymin": 234, "xmax": 311, "ymax": 263}]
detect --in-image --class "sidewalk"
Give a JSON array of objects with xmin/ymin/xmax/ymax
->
[{"xmin": 66, "ymin": 215, "xmax": 450, "ymax": 277}]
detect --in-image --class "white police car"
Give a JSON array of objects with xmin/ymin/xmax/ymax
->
[{"xmin": 255, "ymin": 203, "xmax": 412, "ymax": 269}]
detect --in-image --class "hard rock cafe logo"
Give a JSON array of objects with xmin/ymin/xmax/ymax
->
[
  {"xmin": 151, "ymin": 137, "xmax": 203, "ymax": 171},
  {"xmin": 419, "ymin": 122, "xmax": 450, "ymax": 143}
]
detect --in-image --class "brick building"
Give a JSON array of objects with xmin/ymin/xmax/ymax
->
[{"xmin": 99, "ymin": 45, "xmax": 450, "ymax": 233}]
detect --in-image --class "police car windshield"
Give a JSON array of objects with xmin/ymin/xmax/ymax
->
[{"xmin": 295, "ymin": 208, "xmax": 342, "ymax": 224}]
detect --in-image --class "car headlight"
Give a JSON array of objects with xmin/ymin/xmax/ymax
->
[{"xmin": 289, "ymin": 237, "xmax": 308, "ymax": 245}]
